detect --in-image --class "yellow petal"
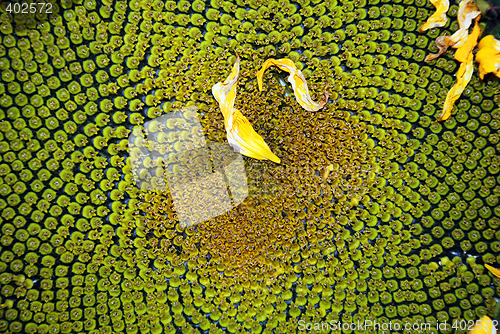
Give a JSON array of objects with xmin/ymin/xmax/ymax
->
[
  {"xmin": 213, "ymin": 54, "xmax": 280, "ymax": 163},
  {"xmin": 256, "ymin": 58, "xmax": 329, "ymax": 112},
  {"xmin": 425, "ymin": 0, "xmax": 480, "ymax": 62},
  {"xmin": 227, "ymin": 109, "xmax": 280, "ymax": 163},
  {"xmin": 468, "ymin": 316, "xmax": 497, "ymax": 334},
  {"xmin": 476, "ymin": 35, "xmax": 500, "ymax": 79},
  {"xmin": 438, "ymin": 52, "xmax": 474, "ymax": 121},
  {"xmin": 256, "ymin": 58, "xmax": 297, "ymax": 91},
  {"xmin": 454, "ymin": 18, "xmax": 481, "ymax": 63},
  {"xmin": 457, "ymin": 0, "xmax": 481, "ymax": 31},
  {"xmin": 485, "ymin": 264, "xmax": 500, "ymax": 278},
  {"xmin": 448, "ymin": 0, "xmax": 481, "ymax": 48},
  {"xmin": 212, "ymin": 53, "xmax": 240, "ymax": 121},
  {"xmin": 420, "ymin": 0, "xmax": 449, "ymax": 31}
]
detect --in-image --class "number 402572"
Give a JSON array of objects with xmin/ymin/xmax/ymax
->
[
  {"xmin": 452, "ymin": 319, "xmax": 499, "ymax": 331},
  {"xmin": 5, "ymin": 2, "xmax": 53, "ymax": 14}
]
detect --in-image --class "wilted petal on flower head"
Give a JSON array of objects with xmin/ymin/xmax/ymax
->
[
  {"xmin": 476, "ymin": 35, "xmax": 500, "ymax": 79},
  {"xmin": 256, "ymin": 58, "xmax": 329, "ymax": 112},
  {"xmin": 456, "ymin": 0, "xmax": 481, "ymax": 31},
  {"xmin": 212, "ymin": 54, "xmax": 280, "ymax": 163},
  {"xmin": 212, "ymin": 53, "xmax": 240, "ymax": 121},
  {"xmin": 420, "ymin": 0, "xmax": 449, "ymax": 31},
  {"xmin": 425, "ymin": 35, "xmax": 456, "ymax": 61},
  {"xmin": 256, "ymin": 58, "xmax": 296, "ymax": 91},
  {"xmin": 425, "ymin": 0, "xmax": 480, "ymax": 62},
  {"xmin": 438, "ymin": 52, "xmax": 474, "ymax": 121},
  {"xmin": 322, "ymin": 164, "xmax": 334, "ymax": 181},
  {"xmin": 454, "ymin": 19, "xmax": 481, "ymax": 63},
  {"xmin": 227, "ymin": 109, "xmax": 281, "ymax": 163}
]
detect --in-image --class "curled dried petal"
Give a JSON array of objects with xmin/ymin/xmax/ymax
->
[
  {"xmin": 454, "ymin": 19, "xmax": 481, "ymax": 63},
  {"xmin": 420, "ymin": 0, "xmax": 449, "ymax": 31},
  {"xmin": 212, "ymin": 53, "xmax": 240, "ymax": 121},
  {"xmin": 227, "ymin": 109, "xmax": 280, "ymax": 163},
  {"xmin": 212, "ymin": 54, "xmax": 280, "ymax": 163},
  {"xmin": 456, "ymin": 0, "xmax": 481, "ymax": 32},
  {"xmin": 438, "ymin": 52, "xmax": 474, "ymax": 121},
  {"xmin": 256, "ymin": 58, "xmax": 329, "ymax": 112},
  {"xmin": 425, "ymin": 0, "xmax": 480, "ymax": 62}
]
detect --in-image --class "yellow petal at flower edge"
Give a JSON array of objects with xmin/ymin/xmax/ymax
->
[
  {"xmin": 485, "ymin": 264, "xmax": 500, "ymax": 278},
  {"xmin": 468, "ymin": 316, "xmax": 497, "ymax": 334},
  {"xmin": 438, "ymin": 52, "xmax": 474, "ymax": 121},
  {"xmin": 476, "ymin": 35, "xmax": 500, "ymax": 79},
  {"xmin": 212, "ymin": 54, "xmax": 280, "ymax": 163},
  {"xmin": 256, "ymin": 58, "xmax": 329, "ymax": 112},
  {"xmin": 420, "ymin": 0, "xmax": 449, "ymax": 31},
  {"xmin": 425, "ymin": 0, "xmax": 481, "ymax": 61},
  {"xmin": 227, "ymin": 109, "xmax": 280, "ymax": 163}
]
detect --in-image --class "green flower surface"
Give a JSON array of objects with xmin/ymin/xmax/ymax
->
[{"xmin": 0, "ymin": 0, "xmax": 499, "ymax": 333}]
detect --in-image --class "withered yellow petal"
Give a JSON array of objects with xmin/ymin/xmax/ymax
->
[
  {"xmin": 454, "ymin": 19, "xmax": 481, "ymax": 63},
  {"xmin": 212, "ymin": 53, "xmax": 240, "ymax": 121},
  {"xmin": 425, "ymin": 35, "xmax": 455, "ymax": 62},
  {"xmin": 457, "ymin": 0, "xmax": 481, "ymax": 31},
  {"xmin": 438, "ymin": 52, "xmax": 474, "ymax": 121},
  {"xmin": 468, "ymin": 316, "xmax": 497, "ymax": 334},
  {"xmin": 476, "ymin": 35, "xmax": 500, "ymax": 79},
  {"xmin": 257, "ymin": 58, "xmax": 329, "ymax": 112},
  {"xmin": 425, "ymin": 0, "xmax": 480, "ymax": 62},
  {"xmin": 227, "ymin": 109, "xmax": 280, "ymax": 163},
  {"xmin": 256, "ymin": 58, "xmax": 297, "ymax": 91},
  {"xmin": 449, "ymin": 0, "xmax": 481, "ymax": 49},
  {"xmin": 420, "ymin": 0, "xmax": 449, "ymax": 31},
  {"xmin": 212, "ymin": 54, "xmax": 280, "ymax": 163},
  {"xmin": 485, "ymin": 264, "xmax": 500, "ymax": 278}
]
